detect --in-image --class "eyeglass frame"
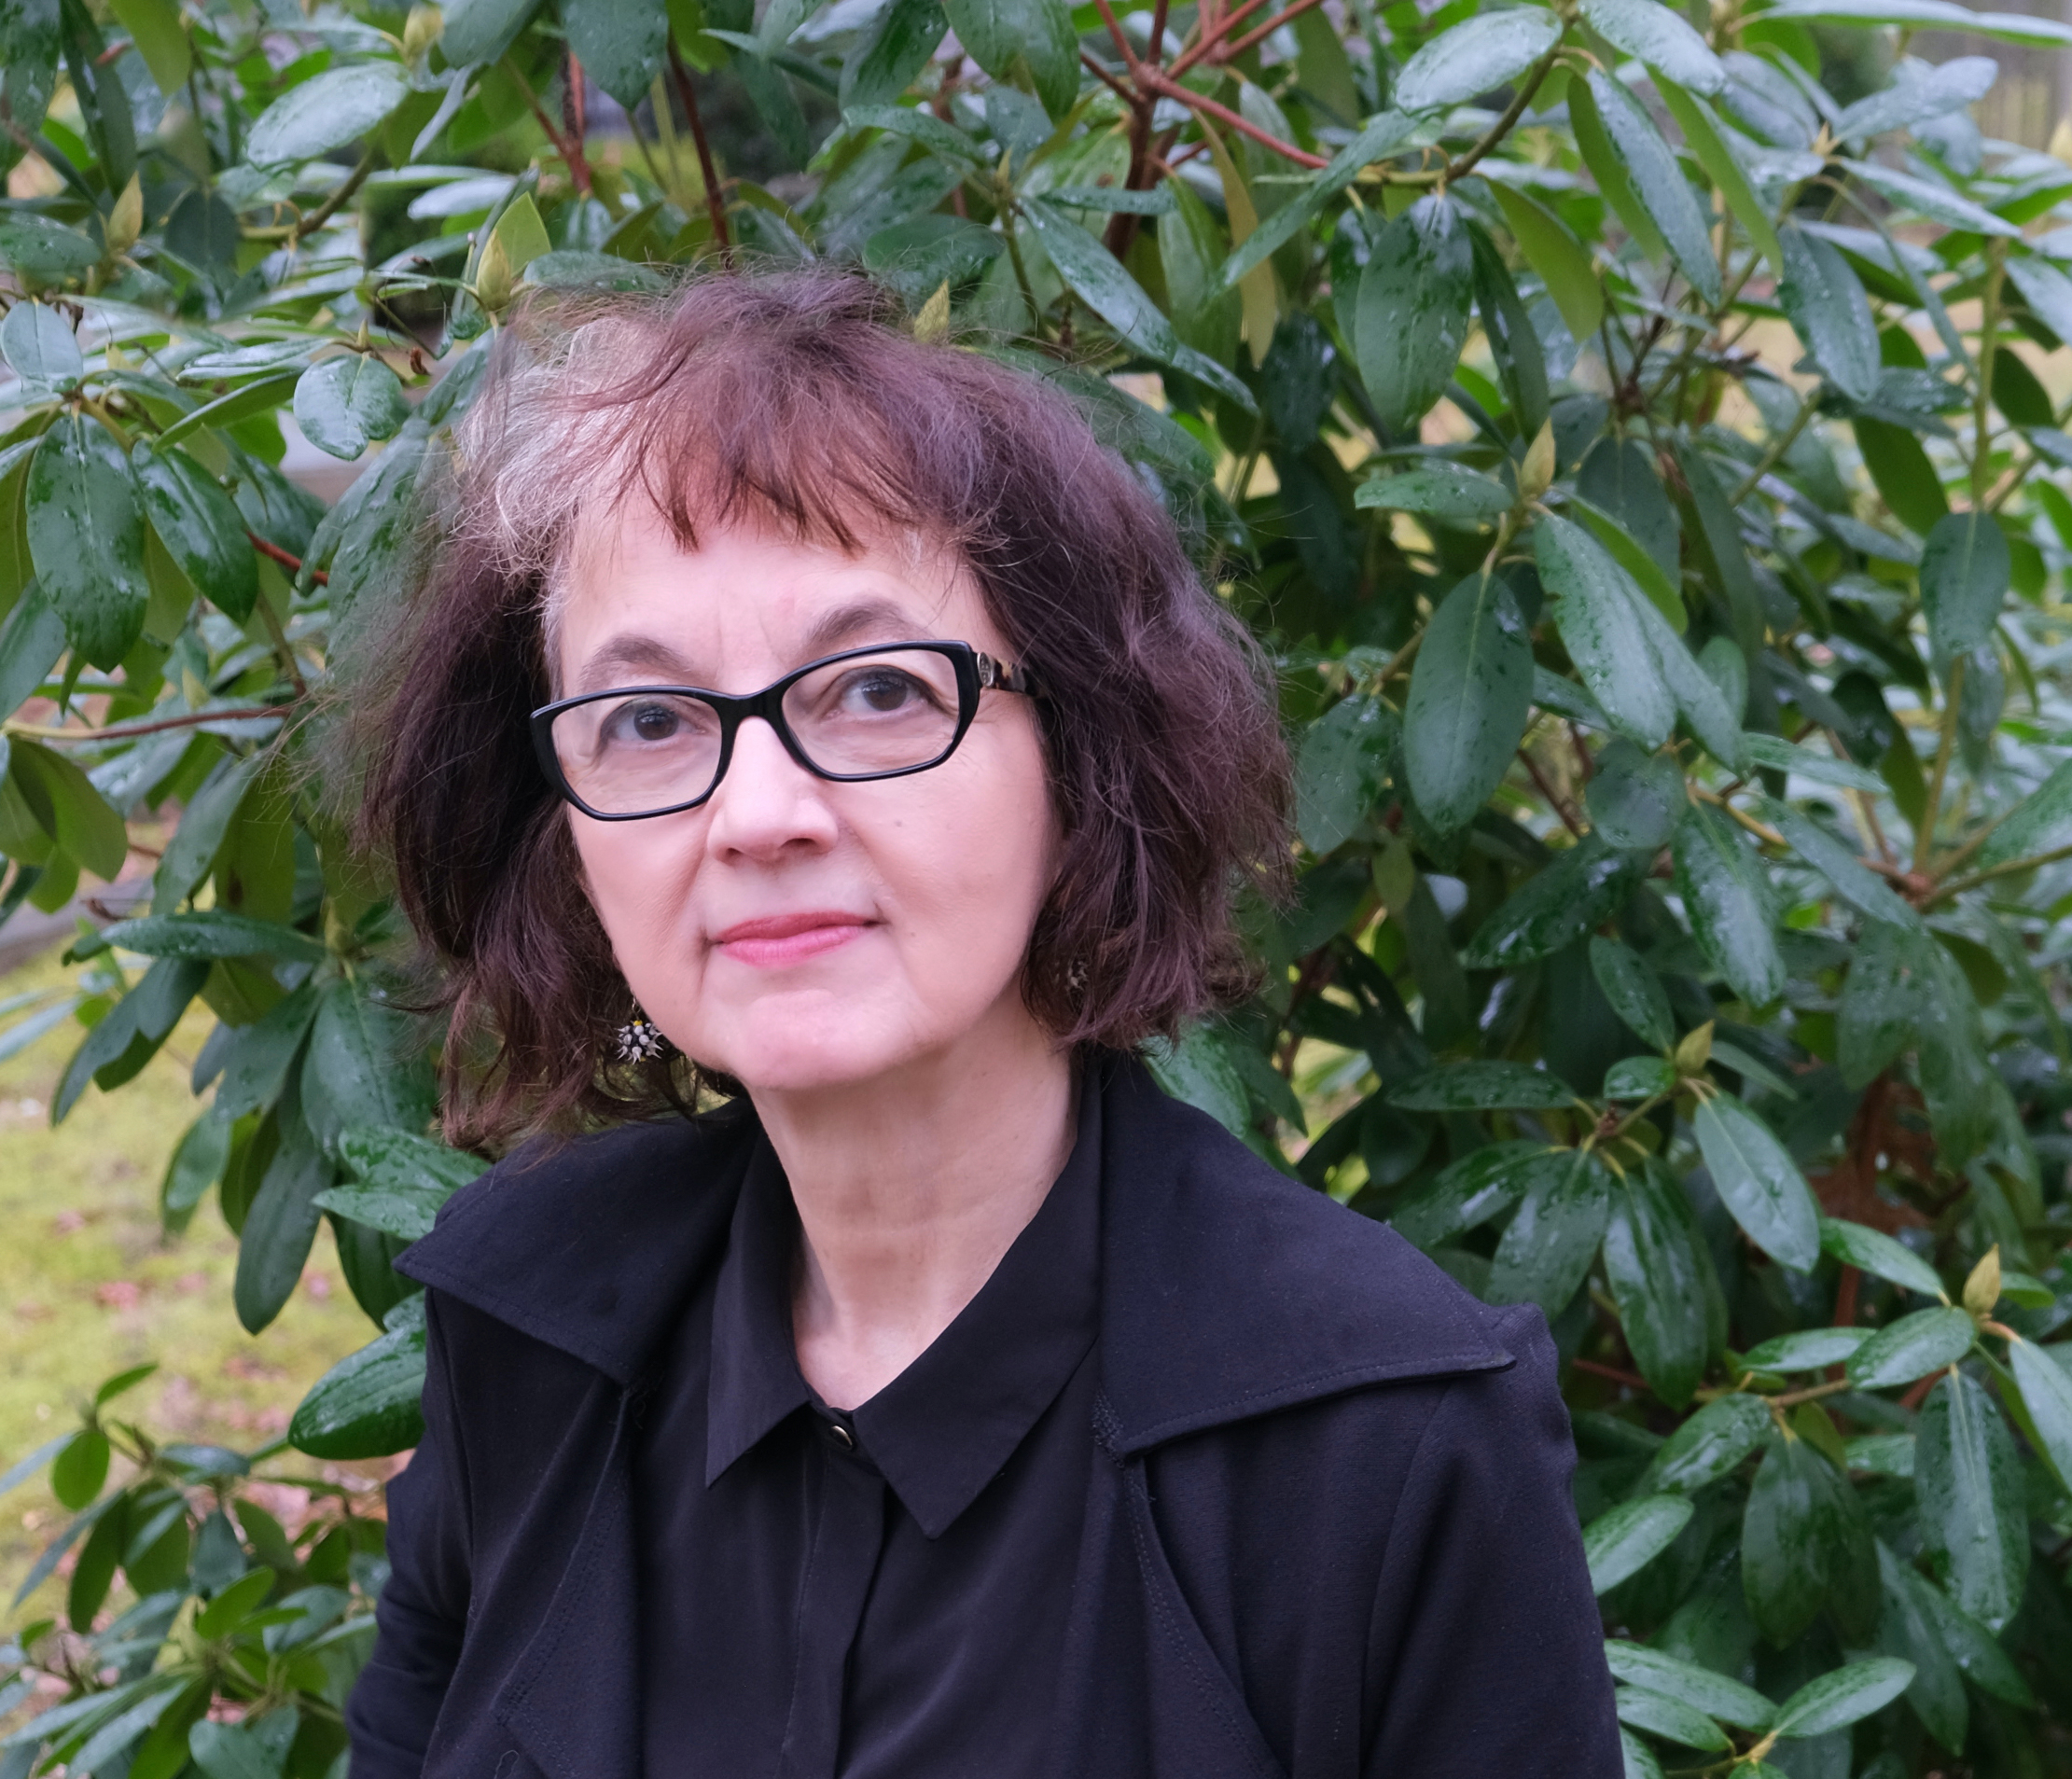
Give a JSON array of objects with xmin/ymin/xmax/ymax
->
[{"xmin": 530, "ymin": 639, "xmax": 1038, "ymax": 822}]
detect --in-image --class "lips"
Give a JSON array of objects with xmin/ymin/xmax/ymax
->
[{"xmin": 711, "ymin": 910, "xmax": 872, "ymax": 967}]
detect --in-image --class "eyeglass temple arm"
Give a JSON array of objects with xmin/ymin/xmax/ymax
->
[{"xmin": 977, "ymin": 653, "xmax": 1036, "ymax": 696}]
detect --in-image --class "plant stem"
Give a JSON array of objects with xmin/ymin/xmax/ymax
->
[
  {"xmin": 1913, "ymin": 655, "xmax": 1965, "ymax": 876},
  {"xmin": 1730, "ymin": 395, "xmax": 1815, "ymax": 505},
  {"xmin": 246, "ymin": 530, "xmax": 327, "ymax": 587},
  {"xmin": 290, "ymin": 146, "xmax": 377, "ymax": 244},
  {"xmin": 1924, "ymin": 841, "xmax": 2072, "ymax": 908},
  {"xmin": 668, "ymin": 46, "xmax": 733, "ymax": 261},
  {"xmin": 1972, "ymin": 239, "xmax": 2007, "ymax": 503},
  {"xmin": 1138, "ymin": 68, "xmax": 1327, "ymax": 167},
  {"xmin": 5, "ymin": 703, "xmax": 295, "ymax": 743}
]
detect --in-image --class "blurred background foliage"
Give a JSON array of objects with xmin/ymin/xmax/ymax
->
[{"xmin": 6, "ymin": 0, "xmax": 2072, "ymax": 1771}]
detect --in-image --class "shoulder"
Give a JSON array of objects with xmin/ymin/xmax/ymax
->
[
  {"xmin": 399, "ymin": 1100, "xmax": 759, "ymax": 1384},
  {"xmin": 1097, "ymin": 1063, "xmax": 1530, "ymax": 1455}
]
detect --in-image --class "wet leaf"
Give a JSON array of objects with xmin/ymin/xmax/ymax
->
[
  {"xmin": 1403, "ymin": 569, "xmax": 1532, "ymax": 833},
  {"xmin": 1356, "ymin": 195, "xmax": 1474, "ymax": 434}
]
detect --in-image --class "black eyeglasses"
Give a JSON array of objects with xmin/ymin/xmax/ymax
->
[{"xmin": 532, "ymin": 641, "xmax": 1036, "ymax": 821}]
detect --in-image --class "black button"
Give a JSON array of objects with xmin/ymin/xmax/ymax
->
[{"xmin": 828, "ymin": 1423, "xmax": 855, "ymax": 1449}]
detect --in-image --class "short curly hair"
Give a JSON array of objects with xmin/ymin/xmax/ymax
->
[{"xmin": 356, "ymin": 267, "xmax": 1289, "ymax": 1144}]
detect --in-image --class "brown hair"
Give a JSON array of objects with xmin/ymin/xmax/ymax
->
[{"xmin": 355, "ymin": 267, "xmax": 1288, "ymax": 1144}]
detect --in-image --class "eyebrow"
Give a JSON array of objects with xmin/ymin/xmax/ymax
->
[{"xmin": 574, "ymin": 598, "xmax": 938, "ymax": 694}]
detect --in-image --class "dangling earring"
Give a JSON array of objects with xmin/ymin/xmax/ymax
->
[{"xmin": 615, "ymin": 1007, "xmax": 673, "ymax": 1063}]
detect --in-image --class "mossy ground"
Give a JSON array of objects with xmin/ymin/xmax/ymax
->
[{"xmin": 0, "ymin": 946, "xmax": 369, "ymax": 1624}]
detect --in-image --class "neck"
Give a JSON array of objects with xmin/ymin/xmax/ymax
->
[{"xmin": 750, "ymin": 1006, "xmax": 1077, "ymax": 1411}]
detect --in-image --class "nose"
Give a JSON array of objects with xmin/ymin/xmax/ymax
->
[{"xmin": 702, "ymin": 716, "xmax": 839, "ymax": 863}]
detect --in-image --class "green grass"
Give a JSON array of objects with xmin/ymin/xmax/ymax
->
[{"xmin": 0, "ymin": 947, "xmax": 371, "ymax": 1625}]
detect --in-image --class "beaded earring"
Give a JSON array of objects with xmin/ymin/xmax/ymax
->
[{"xmin": 615, "ymin": 1008, "xmax": 673, "ymax": 1063}]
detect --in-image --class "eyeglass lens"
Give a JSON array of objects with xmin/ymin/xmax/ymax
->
[{"xmin": 549, "ymin": 647, "xmax": 966, "ymax": 816}]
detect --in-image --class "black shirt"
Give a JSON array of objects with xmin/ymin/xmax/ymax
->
[{"xmin": 633, "ymin": 1086, "xmax": 1102, "ymax": 1776}]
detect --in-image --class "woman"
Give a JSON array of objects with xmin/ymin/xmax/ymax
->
[{"xmin": 344, "ymin": 271, "xmax": 1619, "ymax": 1777}]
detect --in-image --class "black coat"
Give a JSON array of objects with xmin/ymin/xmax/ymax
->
[{"xmin": 347, "ymin": 1061, "xmax": 1621, "ymax": 1778}]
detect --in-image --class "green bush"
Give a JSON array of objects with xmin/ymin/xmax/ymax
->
[{"xmin": 4, "ymin": 0, "xmax": 2072, "ymax": 1769}]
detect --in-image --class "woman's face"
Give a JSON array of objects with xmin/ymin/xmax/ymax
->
[{"xmin": 553, "ymin": 507, "xmax": 1061, "ymax": 1094}]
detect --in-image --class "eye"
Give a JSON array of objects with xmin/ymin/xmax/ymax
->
[
  {"xmin": 849, "ymin": 669, "xmax": 920, "ymax": 714},
  {"xmin": 630, "ymin": 702, "xmax": 680, "ymax": 741}
]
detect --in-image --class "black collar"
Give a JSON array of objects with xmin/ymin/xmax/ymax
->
[
  {"xmin": 702, "ymin": 1083, "xmax": 1102, "ymax": 1537},
  {"xmin": 398, "ymin": 1058, "xmax": 1514, "ymax": 1460}
]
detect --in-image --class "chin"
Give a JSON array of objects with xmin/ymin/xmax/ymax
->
[{"xmin": 693, "ymin": 998, "xmax": 933, "ymax": 1095}]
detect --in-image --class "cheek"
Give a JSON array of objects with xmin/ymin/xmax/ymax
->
[{"xmin": 568, "ymin": 815, "xmax": 699, "ymax": 950}]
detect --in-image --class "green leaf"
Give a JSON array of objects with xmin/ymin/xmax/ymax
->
[
  {"xmin": 1673, "ymin": 804, "xmax": 1784, "ymax": 1007},
  {"xmin": 1489, "ymin": 182, "xmax": 1601, "ymax": 343},
  {"xmin": 1590, "ymin": 934, "xmax": 1675, "ymax": 1048},
  {"xmin": 1761, "ymin": 0, "xmax": 2072, "ymax": 40},
  {"xmin": 1915, "ymin": 1370, "xmax": 2026, "ymax": 1631},
  {"xmin": 1753, "ymin": 796, "xmax": 1922, "ymax": 930},
  {"xmin": 1919, "ymin": 509, "xmax": 2009, "ymax": 659},
  {"xmin": 1773, "ymin": 1658, "xmax": 1915, "ymax": 1737},
  {"xmin": 941, "ymin": 0, "xmax": 1074, "ymax": 116},
  {"xmin": 1487, "ymin": 1147, "xmax": 1614, "ymax": 1313},
  {"xmin": 0, "ymin": 580, "xmax": 67, "ymax": 718},
  {"xmin": 1402, "ymin": 568, "xmax": 1531, "ymax": 833},
  {"xmin": 1854, "ymin": 415, "xmax": 1949, "ymax": 535},
  {"xmin": 188, "ymin": 1716, "xmax": 291, "ymax": 1779},
  {"xmin": 293, "ymin": 354, "xmax": 410, "ymax": 463},
  {"xmin": 1355, "ymin": 194, "xmax": 1473, "ymax": 435},
  {"xmin": 1777, "ymin": 225, "xmax": 1879, "ymax": 403},
  {"xmin": 843, "ymin": 103, "xmax": 987, "ymax": 167},
  {"xmin": 0, "ymin": 299, "xmax": 80, "ymax": 390},
  {"xmin": 245, "ymin": 63, "xmax": 410, "ymax": 165},
  {"xmin": 1613, "ymin": 1686, "xmax": 1730, "ymax": 1751},
  {"xmin": 1605, "ymin": 1159, "xmax": 1715, "ymax": 1407},
  {"xmin": 1210, "ymin": 111, "xmax": 1416, "ymax": 296},
  {"xmin": 439, "ymin": 0, "xmax": 540, "ymax": 63},
  {"xmin": 209, "ymin": 984, "xmax": 322, "ymax": 1124},
  {"xmin": 1536, "ymin": 514, "xmax": 1676, "ymax": 749},
  {"xmin": 1566, "ymin": 483, "xmax": 1684, "ymax": 632},
  {"xmin": 2009, "ymin": 1337, "xmax": 2072, "ymax": 1492},
  {"xmin": 131, "ymin": 444, "xmax": 259, "ymax": 624},
  {"xmin": 1585, "ymin": 1494, "xmax": 1695, "ymax": 1592},
  {"xmin": 0, "ymin": 213, "xmax": 100, "ymax": 278},
  {"xmin": 288, "ymin": 1319, "xmax": 427, "ymax": 1460},
  {"xmin": 1460, "ymin": 834, "xmax": 1647, "ymax": 968},
  {"xmin": 0, "ymin": 1433, "xmax": 68, "ymax": 1501},
  {"xmin": 338, "ymin": 1124, "xmax": 489, "ymax": 1195},
  {"xmin": 7, "ymin": 739, "xmax": 127, "ymax": 879},
  {"xmin": 1143, "ymin": 1022, "xmax": 1253, "ymax": 1137},
  {"xmin": 1018, "ymin": 200, "xmax": 1254, "ymax": 411},
  {"xmin": 1834, "ymin": 922, "xmax": 1921, "ymax": 1088},
  {"xmin": 1910, "ymin": 1567, "xmax": 2037, "ymax": 1707},
  {"xmin": 1606, "ymin": 1055, "xmax": 1676, "ymax": 1099},
  {"xmin": 1657, "ymin": 81, "xmax": 1781, "ymax": 271},
  {"xmin": 564, "ymin": 0, "xmax": 667, "ymax": 105},
  {"xmin": 1604, "ymin": 1641, "xmax": 1775, "ymax": 1730},
  {"xmin": 1295, "ymin": 694, "xmax": 1397, "ymax": 854},
  {"xmin": 1820, "ymin": 1216, "xmax": 1945, "ymax": 1300},
  {"xmin": 1576, "ymin": 68, "xmax": 1719, "ymax": 302},
  {"xmin": 106, "ymin": 0, "xmax": 189, "ymax": 92},
  {"xmin": 1839, "ymin": 157, "xmax": 2022, "ymax": 237},
  {"xmin": 2005, "ymin": 253, "xmax": 2072, "ymax": 346},
  {"xmin": 1641, "ymin": 1390, "xmax": 1771, "ymax": 1493},
  {"xmin": 27, "ymin": 412, "xmax": 148, "ymax": 670},
  {"xmin": 1353, "ymin": 463, "xmax": 1512, "ymax": 525},
  {"xmin": 1396, "ymin": 7, "xmax": 1562, "ymax": 113},
  {"xmin": 233, "ymin": 1095, "xmax": 333, "ymax": 1335},
  {"xmin": 1582, "ymin": 0, "xmax": 1726, "ymax": 91},
  {"xmin": 150, "ymin": 755, "xmax": 264, "ymax": 916},
  {"xmin": 1743, "ymin": 1327, "xmax": 1871, "ymax": 1371},
  {"xmin": 49, "ymin": 1426, "xmax": 109, "ymax": 1509},
  {"xmin": 1389, "ymin": 1140, "xmax": 1544, "ymax": 1248},
  {"xmin": 299, "ymin": 980, "xmax": 434, "ymax": 1157},
  {"xmin": 1846, "ymin": 1305, "xmax": 1976, "ymax": 1388},
  {"xmin": 1693, "ymin": 1092, "xmax": 1821, "ymax": 1270},
  {"xmin": 1584, "ymin": 744, "xmax": 1683, "ymax": 857},
  {"xmin": 98, "ymin": 910, "xmax": 326, "ymax": 963},
  {"xmin": 1742, "ymin": 1432, "xmax": 1845, "ymax": 1644},
  {"xmin": 313, "ymin": 1177, "xmax": 446, "ymax": 1243},
  {"xmin": 1469, "ymin": 224, "xmax": 1550, "ymax": 438},
  {"xmin": 1610, "ymin": 576, "xmax": 1741, "ymax": 761},
  {"xmin": 1390, "ymin": 1062, "xmax": 1574, "ymax": 1111},
  {"xmin": 841, "ymin": 0, "xmax": 953, "ymax": 112}
]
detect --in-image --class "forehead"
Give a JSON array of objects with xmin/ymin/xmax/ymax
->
[{"xmin": 552, "ymin": 502, "xmax": 994, "ymax": 693}]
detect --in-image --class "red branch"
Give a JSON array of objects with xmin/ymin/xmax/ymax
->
[
  {"xmin": 1571, "ymin": 1358, "xmax": 1651, "ymax": 1394},
  {"xmin": 669, "ymin": 46, "xmax": 733, "ymax": 262},
  {"xmin": 1139, "ymin": 68, "xmax": 1326, "ymax": 166},
  {"xmin": 247, "ymin": 530, "xmax": 327, "ymax": 586},
  {"xmin": 21, "ymin": 703, "xmax": 296, "ymax": 744}
]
